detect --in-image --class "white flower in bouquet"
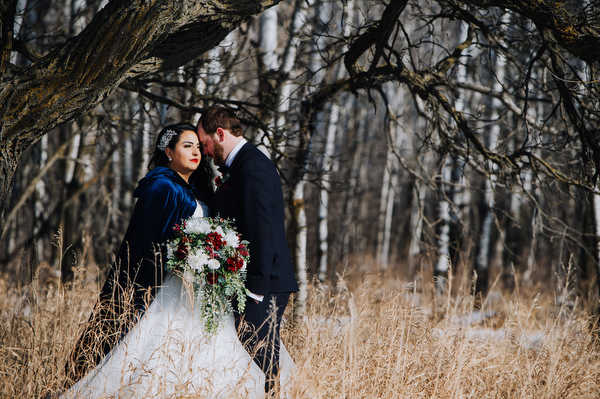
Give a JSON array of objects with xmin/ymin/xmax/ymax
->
[
  {"xmin": 187, "ymin": 249, "xmax": 209, "ymax": 272},
  {"xmin": 207, "ymin": 258, "xmax": 221, "ymax": 270},
  {"xmin": 213, "ymin": 225, "xmax": 225, "ymax": 237},
  {"xmin": 184, "ymin": 217, "xmax": 212, "ymax": 235},
  {"xmin": 224, "ymin": 231, "xmax": 240, "ymax": 247}
]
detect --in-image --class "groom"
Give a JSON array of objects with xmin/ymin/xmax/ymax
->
[{"xmin": 196, "ymin": 105, "xmax": 299, "ymax": 395}]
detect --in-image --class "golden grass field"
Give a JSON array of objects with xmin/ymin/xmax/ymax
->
[{"xmin": 1, "ymin": 261, "xmax": 600, "ymax": 398}]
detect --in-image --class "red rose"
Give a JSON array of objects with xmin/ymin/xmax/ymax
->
[
  {"xmin": 227, "ymin": 256, "xmax": 244, "ymax": 272},
  {"xmin": 207, "ymin": 272, "xmax": 218, "ymax": 285},
  {"xmin": 175, "ymin": 241, "xmax": 188, "ymax": 260},
  {"xmin": 239, "ymin": 249, "xmax": 249, "ymax": 258},
  {"xmin": 207, "ymin": 232, "xmax": 224, "ymax": 250},
  {"xmin": 237, "ymin": 244, "xmax": 249, "ymax": 258}
]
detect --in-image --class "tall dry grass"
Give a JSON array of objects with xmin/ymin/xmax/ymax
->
[{"xmin": 2, "ymin": 262, "xmax": 600, "ymax": 398}]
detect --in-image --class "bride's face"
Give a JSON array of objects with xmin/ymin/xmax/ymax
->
[{"xmin": 166, "ymin": 130, "xmax": 201, "ymax": 182}]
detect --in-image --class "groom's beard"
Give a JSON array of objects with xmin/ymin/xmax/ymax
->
[{"xmin": 213, "ymin": 140, "xmax": 226, "ymax": 165}]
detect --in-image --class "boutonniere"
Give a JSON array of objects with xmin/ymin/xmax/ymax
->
[{"xmin": 215, "ymin": 172, "xmax": 230, "ymax": 188}]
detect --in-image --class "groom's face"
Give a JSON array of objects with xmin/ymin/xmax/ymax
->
[{"xmin": 197, "ymin": 125, "xmax": 226, "ymax": 165}]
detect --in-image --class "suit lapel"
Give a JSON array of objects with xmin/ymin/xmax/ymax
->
[{"xmin": 210, "ymin": 142, "xmax": 252, "ymax": 214}]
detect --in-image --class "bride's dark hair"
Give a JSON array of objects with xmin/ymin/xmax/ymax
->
[{"xmin": 148, "ymin": 123, "xmax": 214, "ymax": 202}]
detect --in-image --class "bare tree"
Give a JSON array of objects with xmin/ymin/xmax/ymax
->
[{"xmin": 4, "ymin": 0, "xmax": 600, "ymax": 319}]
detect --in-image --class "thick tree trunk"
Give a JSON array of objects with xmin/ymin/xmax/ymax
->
[{"xmin": 0, "ymin": 158, "xmax": 19, "ymax": 239}]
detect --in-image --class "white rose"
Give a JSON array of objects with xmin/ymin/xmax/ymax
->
[{"xmin": 207, "ymin": 259, "xmax": 221, "ymax": 270}]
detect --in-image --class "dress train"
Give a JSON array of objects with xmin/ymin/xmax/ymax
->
[{"xmin": 62, "ymin": 273, "xmax": 295, "ymax": 398}]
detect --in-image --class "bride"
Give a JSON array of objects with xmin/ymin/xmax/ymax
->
[{"xmin": 62, "ymin": 124, "xmax": 293, "ymax": 398}]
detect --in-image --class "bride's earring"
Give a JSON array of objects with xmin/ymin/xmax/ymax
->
[{"xmin": 168, "ymin": 157, "xmax": 172, "ymax": 161}]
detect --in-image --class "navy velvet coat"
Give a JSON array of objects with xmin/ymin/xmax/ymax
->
[
  {"xmin": 66, "ymin": 166, "xmax": 199, "ymax": 383},
  {"xmin": 101, "ymin": 166, "xmax": 198, "ymax": 308}
]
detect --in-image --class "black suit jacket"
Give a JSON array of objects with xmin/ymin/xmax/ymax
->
[{"xmin": 211, "ymin": 142, "xmax": 299, "ymax": 296}]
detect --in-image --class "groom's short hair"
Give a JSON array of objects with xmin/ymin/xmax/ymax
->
[{"xmin": 199, "ymin": 105, "xmax": 244, "ymax": 137}]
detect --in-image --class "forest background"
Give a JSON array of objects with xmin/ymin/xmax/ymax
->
[{"xmin": 2, "ymin": 0, "xmax": 600, "ymax": 397}]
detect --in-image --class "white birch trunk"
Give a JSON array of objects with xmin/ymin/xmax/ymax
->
[
  {"xmin": 522, "ymin": 170, "xmax": 538, "ymax": 282},
  {"xmin": 409, "ymin": 113, "xmax": 428, "ymax": 263},
  {"xmin": 316, "ymin": 1, "xmax": 351, "ymax": 279},
  {"xmin": 258, "ymin": 1, "xmax": 310, "ymax": 314},
  {"xmin": 140, "ymin": 102, "xmax": 153, "ymax": 181},
  {"xmin": 475, "ymin": 15, "xmax": 508, "ymax": 281},
  {"xmin": 410, "ymin": 177, "xmax": 427, "ymax": 260},
  {"xmin": 111, "ymin": 130, "xmax": 122, "ymax": 240},
  {"xmin": 10, "ymin": 0, "xmax": 28, "ymax": 64},
  {"xmin": 258, "ymin": 7, "xmax": 279, "ymax": 158},
  {"xmin": 317, "ymin": 102, "xmax": 339, "ymax": 281},
  {"xmin": 377, "ymin": 86, "xmax": 403, "ymax": 271},
  {"xmin": 292, "ymin": 179, "xmax": 308, "ymax": 317},
  {"xmin": 435, "ymin": 21, "xmax": 471, "ymax": 276},
  {"xmin": 435, "ymin": 163, "xmax": 452, "ymax": 275},
  {"xmin": 281, "ymin": 0, "xmax": 307, "ymax": 75},
  {"xmin": 34, "ymin": 134, "xmax": 49, "ymax": 265},
  {"xmin": 259, "ymin": 8, "xmax": 278, "ymax": 71},
  {"xmin": 64, "ymin": 130, "xmax": 81, "ymax": 186}
]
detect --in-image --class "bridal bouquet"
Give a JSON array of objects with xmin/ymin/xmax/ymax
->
[{"xmin": 165, "ymin": 216, "xmax": 249, "ymax": 334}]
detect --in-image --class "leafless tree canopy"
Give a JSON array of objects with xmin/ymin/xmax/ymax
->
[{"xmin": 2, "ymin": 0, "xmax": 600, "ymax": 312}]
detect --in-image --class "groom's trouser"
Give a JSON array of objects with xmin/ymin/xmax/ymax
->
[{"xmin": 235, "ymin": 292, "xmax": 290, "ymax": 394}]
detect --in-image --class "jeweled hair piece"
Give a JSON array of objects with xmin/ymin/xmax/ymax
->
[{"xmin": 157, "ymin": 129, "xmax": 178, "ymax": 151}]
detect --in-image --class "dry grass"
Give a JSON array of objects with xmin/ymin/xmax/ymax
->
[{"xmin": 1, "ymin": 264, "xmax": 600, "ymax": 398}]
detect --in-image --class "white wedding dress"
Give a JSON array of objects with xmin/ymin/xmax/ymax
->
[{"xmin": 62, "ymin": 202, "xmax": 295, "ymax": 399}]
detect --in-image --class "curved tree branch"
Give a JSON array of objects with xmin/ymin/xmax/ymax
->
[{"xmin": 463, "ymin": 0, "xmax": 600, "ymax": 64}]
